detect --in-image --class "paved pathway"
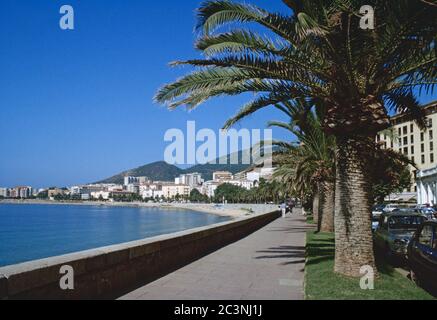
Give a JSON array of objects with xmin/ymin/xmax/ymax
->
[{"xmin": 119, "ymin": 211, "xmax": 313, "ymax": 300}]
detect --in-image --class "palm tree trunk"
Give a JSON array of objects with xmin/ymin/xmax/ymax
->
[
  {"xmin": 312, "ymin": 188, "xmax": 320, "ymax": 225},
  {"xmin": 334, "ymin": 137, "xmax": 376, "ymax": 277},
  {"xmin": 319, "ymin": 181, "xmax": 335, "ymax": 232}
]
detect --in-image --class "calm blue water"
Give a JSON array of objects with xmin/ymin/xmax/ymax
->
[{"xmin": 0, "ymin": 204, "xmax": 230, "ymax": 267}]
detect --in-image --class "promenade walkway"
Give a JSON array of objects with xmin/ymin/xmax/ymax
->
[{"xmin": 119, "ymin": 210, "xmax": 313, "ymax": 300}]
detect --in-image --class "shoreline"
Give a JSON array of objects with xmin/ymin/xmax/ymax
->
[{"xmin": 0, "ymin": 199, "xmax": 278, "ymax": 218}]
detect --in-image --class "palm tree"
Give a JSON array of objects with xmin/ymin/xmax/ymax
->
[
  {"xmin": 155, "ymin": 0, "xmax": 436, "ymax": 277},
  {"xmin": 271, "ymin": 100, "xmax": 336, "ymax": 232}
]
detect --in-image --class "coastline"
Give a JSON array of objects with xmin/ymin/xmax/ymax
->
[{"xmin": 0, "ymin": 199, "xmax": 278, "ymax": 218}]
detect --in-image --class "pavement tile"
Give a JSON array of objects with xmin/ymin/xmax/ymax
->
[{"xmin": 119, "ymin": 212, "xmax": 312, "ymax": 300}]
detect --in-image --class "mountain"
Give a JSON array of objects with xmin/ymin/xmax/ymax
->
[
  {"xmin": 185, "ymin": 163, "xmax": 249, "ymax": 181},
  {"xmin": 96, "ymin": 158, "xmax": 251, "ymax": 185},
  {"xmin": 97, "ymin": 161, "xmax": 184, "ymax": 184},
  {"xmin": 96, "ymin": 161, "xmax": 249, "ymax": 184}
]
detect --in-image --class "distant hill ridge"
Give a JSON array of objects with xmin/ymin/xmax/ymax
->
[{"xmin": 96, "ymin": 152, "xmax": 252, "ymax": 184}]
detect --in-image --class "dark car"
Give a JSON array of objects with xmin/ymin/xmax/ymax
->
[
  {"xmin": 407, "ymin": 221, "xmax": 437, "ymax": 291},
  {"xmin": 374, "ymin": 212, "xmax": 427, "ymax": 260},
  {"xmin": 415, "ymin": 208, "xmax": 437, "ymax": 221}
]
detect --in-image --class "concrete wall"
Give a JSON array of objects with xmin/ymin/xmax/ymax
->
[{"xmin": 0, "ymin": 210, "xmax": 279, "ymax": 300}]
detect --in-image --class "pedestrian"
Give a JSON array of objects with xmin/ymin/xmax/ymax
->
[
  {"xmin": 280, "ymin": 202, "xmax": 287, "ymax": 218},
  {"xmin": 289, "ymin": 200, "xmax": 295, "ymax": 215}
]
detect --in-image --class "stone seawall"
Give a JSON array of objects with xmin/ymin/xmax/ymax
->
[{"xmin": 0, "ymin": 210, "xmax": 280, "ymax": 300}]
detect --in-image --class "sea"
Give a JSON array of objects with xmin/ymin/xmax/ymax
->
[{"xmin": 0, "ymin": 203, "xmax": 230, "ymax": 267}]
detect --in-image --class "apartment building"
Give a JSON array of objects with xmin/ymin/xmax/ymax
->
[
  {"xmin": 47, "ymin": 188, "xmax": 66, "ymax": 199},
  {"xmin": 123, "ymin": 176, "xmax": 150, "ymax": 186},
  {"xmin": 201, "ymin": 181, "xmax": 221, "ymax": 198},
  {"xmin": 0, "ymin": 188, "xmax": 8, "ymax": 198},
  {"xmin": 175, "ymin": 173, "xmax": 203, "ymax": 187},
  {"xmin": 162, "ymin": 184, "xmax": 191, "ymax": 199},
  {"xmin": 377, "ymin": 101, "xmax": 437, "ymax": 192},
  {"xmin": 212, "ymin": 171, "xmax": 233, "ymax": 182}
]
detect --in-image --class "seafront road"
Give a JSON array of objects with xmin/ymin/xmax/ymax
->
[{"xmin": 119, "ymin": 210, "xmax": 313, "ymax": 300}]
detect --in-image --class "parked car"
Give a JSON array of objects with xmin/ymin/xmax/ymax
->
[
  {"xmin": 372, "ymin": 204, "xmax": 385, "ymax": 215},
  {"xmin": 374, "ymin": 212, "xmax": 427, "ymax": 259},
  {"xmin": 372, "ymin": 214, "xmax": 381, "ymax": 232},
  {"xmin": 383, "ymin": 204, "xmax": 399, "ymax": 213},
  {"xmin": 372, "ymin": 206, "xmax": 385, "ymax": 232},
  {"xmin": 407, "ymin": 221, "xmax": 437, "ymax": 291},
  {"xmin": 415, "ymin": 208, "xmax": 437, "ymax": 221}
]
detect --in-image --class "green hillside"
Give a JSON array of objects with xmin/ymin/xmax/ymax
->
[{"xmin": 96, "ymin": 158, "xmax": 251, "ymax": 184}]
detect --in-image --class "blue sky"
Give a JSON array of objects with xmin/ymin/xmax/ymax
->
[{"xmin": 0, "ymin": 0, "xmax": 436, "ymax": 188}]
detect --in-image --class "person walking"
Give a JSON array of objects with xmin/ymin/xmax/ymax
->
[
  {"xmin": 289, "ymin": 200, "xmax": 295, "ymax": 215},
  {"xmin": 280, "ymin": 202, "xmax": 287, "ymax": 218}
]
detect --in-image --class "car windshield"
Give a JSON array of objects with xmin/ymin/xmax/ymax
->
[{"xmin": 388, "ymin": 216, "xmax": 425, "ymax": 230}]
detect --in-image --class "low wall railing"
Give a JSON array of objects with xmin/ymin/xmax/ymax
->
[{"xmin": 0, "ymin": 210, "xmax": 280, "ymax": 300}]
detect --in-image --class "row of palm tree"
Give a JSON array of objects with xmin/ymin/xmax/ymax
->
[
  {"xmin": 272, "ymin": 99, "xmax": 336, "ymax": 233},
  {"xmin": 155, "ymin": 0, "xmax": 436, "ymax": 277}
]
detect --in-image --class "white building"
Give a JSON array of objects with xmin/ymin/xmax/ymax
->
[
  {"xmin": 141, "ymin": 189, "xmax": 164, "ymax": 200},
  {"xmin": 246, "ymin": 167, "xmax": 275, "ymax": 183},
  {"xmin": 124, "ymin": 176, "xmax": 149, "ymax": 186},
  {"xmin": 175, "ymin": 173, "xmax": 203, "ymax": 187},
  {"xmin": 228, "ymin": 180, "xmax": 254, "ymax": 190},
  {"xmin": 12, "ymin": 186, "xmax": 33, "ymax": 199},
  {"xmin": 213, "ymin": 171, "xmax": 233, "ymax": 182},
  {"xmin": 126, "ymin": 184, "xmax": 140, "ymax": 194},
  {"xmin": 417, "ymin": 166, "xmax": 437, "ymax": 205},
  {"xmin": 107, "ymin": 185, "xmax": 124, "ymax": 192},
  {"xmin": 162, "ymin": 184, "xmax": 191, "ymax": 199},
  {"xmin": 201, "ymin": 181, "xmax": 220, "ymax": 198},
  {"xmin": 70, "ymin": 186, "xmax": 81, "ymax": 195},
  {"xmin": 139, "ymin": 184, "xmax": 164, "ymax": 199},
  {"xmin": 0, "ymin": 188, "xmax": 8, "ymax": 198},
  {"xmin": 91, "ymin": 191, "xmax": 111, "ymax": 200}
]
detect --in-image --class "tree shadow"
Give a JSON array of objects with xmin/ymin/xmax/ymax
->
[
  {"xmin": 267, "ymin": 226, "xmax": 315, "ymax": 233},
  {"xmin": 305, "ymin": 234, "xmax": 336, "ymax": 267},
  {"xmin": 254, "ymin": 245, "xmax": 306, "ymax": 265}
]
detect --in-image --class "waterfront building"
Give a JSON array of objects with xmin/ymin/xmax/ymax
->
[
  {"xmin": 81, "ymin": 193, "xmax": 91, "ymax": 200},
  {"xmin": 9, "ymin": 188, "xmax": 18, "ymax": 198},
  {"xmin": 247, "ymin": 167, "xmax": 275, "ymax": 183},
  {"xmin": 233, "ymin": 171, "xmax": 247, "ymax": 181},
  {"xmin": 0, "ymin": 187, "xmax": 8, "ymax": 198},
  {"xmin": 19, "ymin": 187, "xmax": 33, "ymax": 199},
  {"xmin": 175, "ymin": 173, "xmax": 203, "ymax": 188},
  {"xmin": 126, "ymin": 184, "xmax": 140, "ymax": 194},
  {"xmin": 162, "ymin": 184, "xmax": 191, "ymax": 199},
  {"xmin": 228, "ymin": 180, "xmax": 254, "ymax": 190},
  {"xmin": 139, "ymin": 183, "xmax": 164, "ymax": 200},
  {"xmin": 140, "ymin": 188, "xmax": 164, "ymax": 200},
  {"xmin": 47, "ymin": 188, "xmax": 66, "ymax": 199},
  {"xmin": 90, "ymin": 191, "xmax": 111, "ymax": 200},
  {"xmin": 201, "ymin": 181, "xmax": 221, "ymax": 198},
  {"xmin": 123, "ymin": 176, "xmax": 149, "ymax": 186},
  {"xmin": 107, "ymin": 184, "xmax": 124, "ymax": 192},
  {"xmin": 377, "ymin": 101, "xmax": 437, "ymax": 192},
  {"xmin": 8, "ymin": 186, "xmax": 33, "ymax": 199},
  {"xmin": 70, "ymin": 186, "xmax": 81, "ymax": 195},
  {"xmin": 212, "ymin": 171, "xmax": 233, "ymax": 182}
]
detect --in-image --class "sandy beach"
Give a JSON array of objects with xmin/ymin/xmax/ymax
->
[{"xmin": 0, "ymin": 199, "xmax": 279, "ymax": 218}]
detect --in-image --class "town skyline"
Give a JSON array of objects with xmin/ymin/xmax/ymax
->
[{"xmin": 1, "ymin": 1, "xmax": 435, "ymax": 189}]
